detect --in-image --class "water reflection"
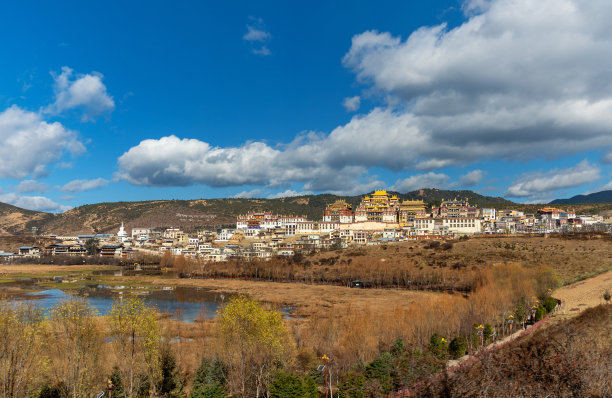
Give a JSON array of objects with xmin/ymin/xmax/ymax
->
[{"xmin": 6, "ymin": 285, "xmax": 227, "ymax": 323}]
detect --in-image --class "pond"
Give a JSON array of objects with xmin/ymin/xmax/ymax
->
[
  {"xmin": 3, "ymin": 282, "xmax": 228, "ymax": 323},
  {"xmin": 1, "ymin": 278, "xmax": 298, "ymax": 322}
]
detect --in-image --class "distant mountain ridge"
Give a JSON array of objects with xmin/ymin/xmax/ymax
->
[
  {"xmin": 550, "ymin": 190, "xmax": 612, "ymax": 204},
  {"xmin": 0, "ymin": 189, "xmax": 515, "ymax": 235}
]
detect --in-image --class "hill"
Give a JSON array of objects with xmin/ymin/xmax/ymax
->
[
  {"xmin": 0, "ymin": 202, "xmax": 54, "ymax": 235},
  {"xmin": 0, "ymin": 189, "xmax": 514, "ymax": 235},
  {"xmin": 424, "ymin": 304, "xmax": 612, "ymax": 397},
  {"xmin": 550, "ymin": 189, "xmax": 612, "ymax": 204}
]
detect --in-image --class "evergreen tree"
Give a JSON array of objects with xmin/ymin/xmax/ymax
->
[
  {"xmin": 85, "ymin": 238, "xmax": 99, "ymax": 255},
  {"xmin": 428, "ymin": 333, "xmax": 448, "ymax": 360},
  {"xmin": 390, "ymin": 337, "xmax": 406, "ymax": 357},
  {"xmin": 448, "ymin": 337, "xmax": 467, "ymax": 360},
  {"xmin": 37, "ymin": 384, "xmax": 63, "ymax": 398},
  {"xmin": 158, "ymin": 345, "xmax": 185, "ymax": 397},
  {"xmin": 269, "ymin": 371, "xmax": 317, "ymax": 398},
  {"xmin": 483, "ymin": 323, "xmax": 494, "ymax": 343},
  {"xmin": 109, "ymin": 366, "xmax": 126, "ymax": 398},
  {"xmin": 191, "ymin": 357, "xmax": 227, "ymax": 398}
]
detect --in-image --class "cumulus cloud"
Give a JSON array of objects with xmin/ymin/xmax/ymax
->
[
  {"xmin": 341, "ymin": 0, "xmax": 612, "ymax": 163},
  {"xmin": 15, "ymin": 180, "xmax": 50, "ymax": 193},
  {"xmin": 342, "ymin": 96, "xmax": 361, "ymax": 112},
  {"xmin": 505, "ymin": 160, "xmax": 600, "ymax": 198},
  {"xmin": 234, "ymin": 189, "xmax": 263, "ymax": 199},
  {"xmin": 60, "ymin": 178, "xmax": 108, "ymax": 192},
  {"xmin": 459, "ymin": 169, "xmax": 486, "ymax": 187},
  {"xmin": 117, "ymin": 135, "xmax": 370, "ymax": 191},
  {"xmin": 0, "ymin": 105, "xmax": 84, "ymax": 179},
  {"xmin": 391, "ymin": 172, "xmax": 451, "ymax": 193},
  {"xmin": 46, "ymin": 66, "xmax": 115, "ymax": 121},
  {"xmin": 602, "ymin": 152, "xmax": 612, "ymax": 164},
  {"xmin": 0, "ymin": 192, "xmax": 71, "ymax": 212},
  {"xmin": 118, "ymin": 0, "xmax": 612, "ymax": 192},
  {"xmin": 243, "ymin": 18, "xmax": 271, "ymax": 55}
]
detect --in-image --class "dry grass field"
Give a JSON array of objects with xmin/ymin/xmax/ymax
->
[{"xmin": 307, "ymin": 235, "xmax": 612, "ymax": 284}]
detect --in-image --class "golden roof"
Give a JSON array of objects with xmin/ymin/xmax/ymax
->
[{"xmin": 401, "ymin": 199, "xmax": 425, "ymax": 205}]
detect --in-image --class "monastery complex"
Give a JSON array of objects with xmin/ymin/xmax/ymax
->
[{"xmin": 236, "ymin": 190, "xmax": 483, "ymax": 238}]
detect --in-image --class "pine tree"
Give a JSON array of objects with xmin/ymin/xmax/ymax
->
[
  {"xmin": 269, "ymin": 371, "xmax": 317, "ymax": 398},
  {"xmin": 158, "ymin": 345, "xmax": 185, "ymax": 397},
  {"xmin": 190, "ymin": 357, "xmax": 227, "ymax": 398}
]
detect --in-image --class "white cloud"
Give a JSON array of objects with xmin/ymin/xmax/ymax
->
[
  {"xmin": 234, "ymin": 189, "xmax": 263, "ymax": 199},
  {"xmin": 0, "ymin": 105, "xmax": 84, "ymax": 179},
  {"xmin": 252, "ymin": 46, "xmax": 271, "ymax": 56},
  {"xmin": 341, "ymin": 0, "xmax": 612, "ymax": 165},
  {"xmin": 243, "ymin": 25, "xmax": 271, "ymax": 42},
  {"xmin": 325, "ymin": 180, "xmax": 386, "ymax": 196},
  {"xmin": 118, "ymin": 1, "xmax": 612, "ymax": 192},
  {"xmin": 602, "ymin": 152, "xmax": 612, "ymax": 164},
  {"xmin": 342, "ymin": 96, "xmax": 361, "ymax": 112},
  {"xmin": 599, "ymin": 181, "xmax": 612, "ymax": 191},
  {"xmin": 46, "ymin": 66, "xmax": 115, "ymax": 121},
  {"xmin": 0, "ymin": 192, "xmax": 71, "ymax": 212},
  {"xmin": 391, "ymin": 172, "xmax": 451, "ymax": 193},
  {"xmin": 15, "ymin": 180, "xmax": 50, "ymax": 193},
  {"xmin": 244, "ymin": 18, "xmax": 271, "ymax": 55},
  {"xmin": 60, "ymin": 178, "xmax": 108, "ymax": 192},
  {"xmin": 267, "ymin": 190, "xmax": 312, "ymax": 199},
  {"xmin": 459, "ymin": 169, "xmax": 486, "ymax": 187},
  {"xmin": 505, "ymin": 160, "xmax": 600, "ymax": 198}
]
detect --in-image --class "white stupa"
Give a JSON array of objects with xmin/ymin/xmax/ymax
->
[{"xmin": 117, "ymin": 222, "xmax": 128, "ymax": 243}]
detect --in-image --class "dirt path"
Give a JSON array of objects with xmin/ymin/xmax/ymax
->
[
  {"xmin": 553, "ymin": 270, "xmax": 612, "ymax": 318},
  {"xmin": 446, "ymin": 271, "xmax": 612, "ymax": 370}
]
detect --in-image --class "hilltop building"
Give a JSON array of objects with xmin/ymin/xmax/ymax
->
[
  {"xmin": 398, "ymin": 200, "xmax": 427, "ymax": 225},
  {"xmin": 236, "ymin": 212, "xmax": 308, "ymax": 235},
  {"xmin": 433, "ymin": 198, "xmax": 479, "ymax": 218},
  {"xmin": 354, "ymin": 190, "xmax": 400, "ymax": 222},
  {"xmin": 323, "ymin": 200, "xmax": 354, "ymax": 223},
  {"xmin": 537, "ymin": 207, "xmax": 575, "ymax": 220}
]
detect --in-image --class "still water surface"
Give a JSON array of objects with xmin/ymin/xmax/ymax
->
[
  {"xmin": 7, "ymin": 282, "xmax": 227, "ymax": 323},
  {"xmin": 3, "ymin": 279, "xmax": 296, "ymax": 322}
]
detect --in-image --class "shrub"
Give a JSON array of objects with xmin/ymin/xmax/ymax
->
[
  {"xmin": 109, "ymin": 366, "xmax": 125, "ymax": 398},
  {"xmin": 535, "ymin": 305, "xmax": 546, "ymax": 322},
  {"xmin": 542, "ymin": 297, "xmax": 558, "ymax": 313},
  {"xmin": 483, "ymin": 323, "xmax": 494, "ymax": 343},
  {"xmin": 38, "ymin": 384, "xmax": 64, "ymax": 398},
  {"xmin": 190, "ymin": 357, "xmax": 226, "ymax": 398},
  {"xmin": 428, "ymin": 333, "xmax": 448, "ymax": 360},
  {"xmin": 427, "ymin": 241, "xmax": 441, "ymax": 249},
  {"xmin": 448, "ymin": 337, "xmax": 467, "ymax": 360},
  {"xmin": 158, "ymin": 345, "xmax": 184, "ymax": 397},
  {"xmin": 269, "ymin": 371, "xmax": 317, "ymax": 398}
]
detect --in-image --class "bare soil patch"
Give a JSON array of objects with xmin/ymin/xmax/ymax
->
[{"xmin": 554, "ymin": 270, "xmax": 612, "ymax": 314}]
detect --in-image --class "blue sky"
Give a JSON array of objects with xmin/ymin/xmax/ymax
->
[{"xmin": 1, "ymin": 0, "xmax": 612, "ymax": 212}]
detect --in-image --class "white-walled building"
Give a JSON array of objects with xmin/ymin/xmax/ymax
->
[{"xmin": 131, "ymin": 228, "xmax": 151, "ymax": 240}]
